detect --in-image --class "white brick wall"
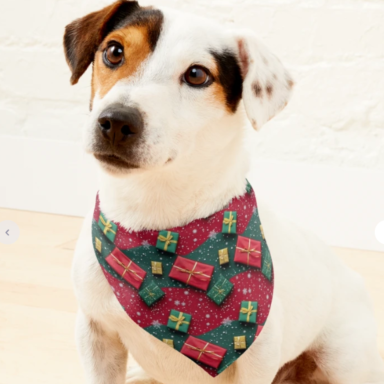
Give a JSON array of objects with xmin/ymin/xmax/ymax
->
[
  {"xmin": 0, "ymin": 0, "xmax": 383, "ymax": 168},
  {"xmin": 1, "ymin": 0, "xmax": 383, "ymax": 250}
]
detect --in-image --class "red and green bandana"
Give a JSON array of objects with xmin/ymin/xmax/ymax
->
[{"xmin": 92, "ymin": 181, "xmax": 274, "ymax": 377}]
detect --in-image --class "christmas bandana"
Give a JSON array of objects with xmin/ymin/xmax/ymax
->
[{"xmin": 92, "ymin": 182, "xmax": 274, "ymax": 377}]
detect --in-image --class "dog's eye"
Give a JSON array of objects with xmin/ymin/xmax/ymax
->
[
  {"xmin": 104, "ymin": 44, "xmax": 124, "ymax": 67},
  {"xmin": 183, "ymin": 66, "xmax": 211, "ymax": 87}
]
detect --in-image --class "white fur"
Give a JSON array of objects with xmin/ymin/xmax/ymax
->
[{"xmin": 71, "ymin": 6, "xmax": 384, "ymax": 384}]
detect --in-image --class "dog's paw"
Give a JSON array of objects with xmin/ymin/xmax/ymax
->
[{"xmin": 126, "ymin": 366, "xmax": 160, "ymax": 384}]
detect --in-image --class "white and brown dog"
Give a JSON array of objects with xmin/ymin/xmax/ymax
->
[{"xmin": 64, "ymin": 1, "xmax": 384, "ymax": 383}]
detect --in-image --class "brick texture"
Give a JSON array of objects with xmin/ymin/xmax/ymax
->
[{"xmin": 0, "ymin": 0, "xmax": 383, "ymax": 168}]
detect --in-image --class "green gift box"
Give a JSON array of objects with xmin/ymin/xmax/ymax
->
[
  {"xmin": 156, "ymin": 231, "xmax": 179, "ymax": 253},
  {"xmin": 222, "ymin": 211, "xmax": 237, "ymax": 234},
  {"xmin": 261, "ymin": 246, "xmax": 273, "ymax": 282},
  {"xmin": 207, "ymin": 276, "xmax": 233, "ymax": 305},
  {"xmin": 139, "ymin": 282, "xmax": 164, "ymax": 306},
  {"xmin": 167, "ymin": 309, "xmax": 191, "ymax": 333},
  {"xmin": 238, "ymin": 301, "xmax": 258, "ymax": 324},
  {"xmin": 98, "ymin": 212, "xmax": 117, "ymax": 243}
]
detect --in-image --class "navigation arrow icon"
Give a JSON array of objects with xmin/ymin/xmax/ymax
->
[{"xmin": 0, "ymin": 221, "xmax": 19, "ymax": 244}]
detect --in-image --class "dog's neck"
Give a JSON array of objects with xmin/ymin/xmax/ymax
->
[{"xmin": 98, "ymin": 116, "xmax": 249, "ymax": 231}]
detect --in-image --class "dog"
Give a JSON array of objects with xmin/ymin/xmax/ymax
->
[{"xmin": 64, "ymin": 1, "xmax": 384, "ymax": 383}]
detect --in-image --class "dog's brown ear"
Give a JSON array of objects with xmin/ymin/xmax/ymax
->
[
  {"xmin": 234, "ymin": 30, "xmax": 294, "ymax": 130},
  {"xmin": 63, "ymin": 0, "xmax": 140, "ymax": 85}
]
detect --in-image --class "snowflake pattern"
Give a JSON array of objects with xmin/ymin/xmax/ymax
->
[
  {"xmin": 222, "ymin": 317, "xmax": 233, "ymax": 326},
  {"xmin": 209, "ymin": 230, "xmax": 217, "ymax": 239},
  {"xmin": 142, "ymin": 240, "xmax": 150, "ymax": 249}
]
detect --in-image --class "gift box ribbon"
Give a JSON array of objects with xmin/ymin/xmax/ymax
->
[
  {"xmin": 240, "ymin": 302, "xmax": 257, "ymax": 322},
  {"xmin": 223, "ymin": 212, "xmax": 236, "ymax": 233},
  {"xmin": 212, "ymin": 285, "xmax": 226, "ymax": 300},
  {"xmin": 110, "ymin": 254, "xmax": 144, "ymax": 282},
  {"xmin": 185, "ymin": 342, "xmax": 223, "ymax": 362},
  {"xmin": 158, "ymin": 231, "xmax": 177, "ymax": 251},
  {"xmin": 236, "ymin": 239, "xmax": 261, "ymax": 266},
  {"xmin": 100, "ymin": 215, "xmax": 116, "ymax": 236},
  {"xmin": 169, "ymin": 312, "xmax": 190, "ymax": 330},
  {"xmin": 174, "ymin": 262, "xmax": 212, "ymax": 285},
  {"xmin": 142, "ymin": 288, "xmax": 156, "ymax": 299},
  {"xmin": 264, "ymin": 261, "xmax": 272, "ymax": 272}
]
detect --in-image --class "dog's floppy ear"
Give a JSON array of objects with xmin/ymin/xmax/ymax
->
[
  {"xmin": 235, "ymin": 31, "xmax": 294, "ymax": 130},
  {"xmin": 63, "ymin": 0, "xmax": 140, "ymax": 85}
]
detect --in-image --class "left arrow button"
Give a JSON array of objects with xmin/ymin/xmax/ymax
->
[{"xmin": 0, "ymin": 221, "xmax": 20, "ymax": 244}]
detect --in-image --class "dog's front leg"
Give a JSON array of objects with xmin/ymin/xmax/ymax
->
[
  {"xmin": 236, "ymin": 298, "xmax": 284, "ymax": 384},
  {"xmin": 76, "ymin": 309, "xmax": 128, "ymax": 384}
]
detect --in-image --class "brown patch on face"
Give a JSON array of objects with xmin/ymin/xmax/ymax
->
[
  {"xmin": 266, "ymin": 82, "xmax": 273, "ymax": 98},
  {"xmin": 210, "ymin": 49, "xmax": 243, "ymax": 113},
  {"xmin": 63, "ymin": 1, "xmax": 141, "ymax": 85},
  {"xmin": 64, "ymin": 2, "xmax": 163, "ymax": 107},
  {"xmin": 92, "ymin": 24, "xmax": 152, "ymax": 99},
  {"xmin": 210, "ymin": 83, "xmax": 228, "ymax": 111},
  {"xmin": 272, "ymin": 352, "xmax": 318, "ymax": 384},
  {"xmin": 287, "ymin": 78, "xmax": 294, "ymax": 89},
  {"xmin": 253, "ymin": 81, "xmax": 263, "ymax": 98}
]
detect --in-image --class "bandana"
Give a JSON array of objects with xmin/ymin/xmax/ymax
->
[{"xmin": 92, "ymin": 181, "xmax": 274, "ymax": 377}]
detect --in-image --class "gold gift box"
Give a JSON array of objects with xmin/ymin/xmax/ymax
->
[
  {"xmin": 151, "ymin": 261, "xmax": 163, "ymax": 275},
  {"xmin": 163, "ymin": 339, "xmax": 174, "ymax": 348},
  {"xmin": 260, "ymin": 225, "xmax": 265, "ymax": 239},
  {"xmin": 95, "ymin": 237, "xmax": 102, "ymax": 253},
  {"xmin": 234, "ymin": 336, "xmax": 246, "ymax": 350},
  {"xmin": 218, "ymin": 248, "xmax": 229, "ymax": 265}
]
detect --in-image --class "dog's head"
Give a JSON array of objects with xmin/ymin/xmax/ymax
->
[{"xmin": 64, "ymin": 0, "xmax": 293, "ymax": 174}]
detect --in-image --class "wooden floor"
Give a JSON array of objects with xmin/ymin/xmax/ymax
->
[{"xmin": 0, "ymin": 208, "xmax": 383, "ymax": 384}]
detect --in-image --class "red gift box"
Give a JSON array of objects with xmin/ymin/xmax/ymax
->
[
  {"xmin": 181, "ymin": 336, "xmax": 226, "ymax": 369},
  {"xmin": 106, "ymin": 248, "xmax": 146, "ymax": 289},
  {"xmin": 169, "ymin": 256, "xmax": 214, "ymax": 291},
  {"xmin": 234, "ymin": 236, "xmax": 262, "ymax": 268}
]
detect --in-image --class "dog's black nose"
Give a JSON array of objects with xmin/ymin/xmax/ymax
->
[{"xmin": 98, "ymin": 105, "xmax": 143, "ymax": 144}]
